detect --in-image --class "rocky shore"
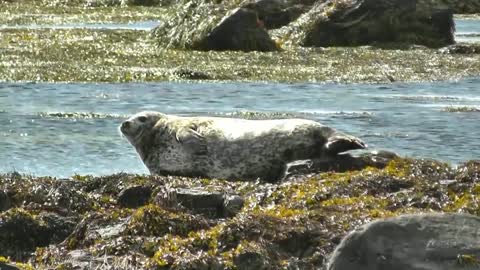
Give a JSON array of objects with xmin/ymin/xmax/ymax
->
[{"xmin": 0, "ymin": 157, "xmax": 479, "ymax": 269}]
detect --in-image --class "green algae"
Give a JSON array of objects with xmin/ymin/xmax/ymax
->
[
  {"xmin": 1, "ymin": 27, "xmax": 480, "ymax": 83},
  {"xmin": 0, "ymin": 157, "xmax": 479, "ymax": 268}
]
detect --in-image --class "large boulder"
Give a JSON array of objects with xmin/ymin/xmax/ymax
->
[
  {"xmin": 152, "ymin": 0, "xmax": 279, "ymax": 52},
  {"xmin": 273, "ymin": 0, "xmax": 455, "ymax": 48},
  {"xmin": 327, "ymin": 213, "xmax": 480, "ymax": 270}
]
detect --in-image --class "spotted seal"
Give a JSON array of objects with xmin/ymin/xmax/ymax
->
[{"xmin": 120, "ymin": 111, "xmax": 366, "ymax": 181}]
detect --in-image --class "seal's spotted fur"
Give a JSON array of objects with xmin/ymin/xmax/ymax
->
[{"xmin": 120, "ymin": 111, "xmax": 366, "ymax": 181}]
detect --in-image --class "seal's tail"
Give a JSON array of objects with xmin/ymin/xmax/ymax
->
[{"xmin": 324, "ymin": 133, "xmax": 367, "ymax": 155}]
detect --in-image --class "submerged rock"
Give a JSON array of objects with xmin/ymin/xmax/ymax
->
[{"xmin": 327, "ymin": 213, "xmax": 480, "ymax": 270}]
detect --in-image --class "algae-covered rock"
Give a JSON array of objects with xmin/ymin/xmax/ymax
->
[
  {"xmin": 152, "ymin": 0, "xmax": 278, "ymax": 51},
  {"xmin": 439, "ymin": 43, "xmax": 480, "ymax": 54},
  {"xmin": 327, "ymin": 213, "xmax": 480, "ymax": 270},
  {"xmin": 117, "ymin": 185, "xmax": 152, "ymax": 208},
  {"xmin": 273, "ymin": 0, "xmax": 455, "ymax": 48},
  {"xmin": 0, "ymin": 157, "xmax": 479, "ymax": 269}
]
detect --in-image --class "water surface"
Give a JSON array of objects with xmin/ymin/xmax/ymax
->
[{"xmin": 1, "ymin": 80, "xmax": 479, "ymax": 177}]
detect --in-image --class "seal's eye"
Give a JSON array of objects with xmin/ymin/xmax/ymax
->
[{"xmin": 138, "ymin": 116, "xmax": 147, "ymax": 123}]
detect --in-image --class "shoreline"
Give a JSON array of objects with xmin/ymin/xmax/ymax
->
[{"xmin": 0, "ymin": 157, "xmax": 479, "ymax": 269}]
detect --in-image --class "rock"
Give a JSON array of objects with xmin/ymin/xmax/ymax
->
[
  {"xmin": 155, "ymin": 187, "xmax": 244, "ymax": 218},
  {"xmin": 327, "ymin": 213, "xmax": 480, "ymax": 270},
  {"xmin": 0, "ymin": 263, "xmax": 20, "ymax": 270},
  {"xmin": 152, "ymin": 0, "xmax": 278, "ymax": 52},
  {"xmin": 234, "ymin": 251, "xmax": 269, "ymax": 270},
  {"xmin": 37, "ymin": 212, "xmax": 77, "ymax": 243},
  {"xmin": 200, "ymin": 6, "xmax": 278, "ymax": 52},
  {"xmin": 253, "ymin": 0, "xmax": 313, "ymax": 29},
  {"xmin": 439, "ymin": 43, "xmax": 480, "ymax": 54},
  {"xmin": 171, "ymin": 68, "xmax": 212, "ymax": 80},
  {"xmin": 223, "ymin": 195, "xmax": 245, "ymax": 217},
  {"xmin": 283, "ymin": 150, "xmax": 399, "ymax": 179},
  {"xmin": 117, "ymin": 185, "xmax": 152, "ymax": 208},
  {"xmin": 0, "ymin": 208, "xmax": 57, "ymax": 261},
  {"xmin": 0, "ymin": 190, "xmax": 11, "ymax": 211},
  {"xmin": 274, "ymin": 0, "xmax": 455, "ymax": 48}
]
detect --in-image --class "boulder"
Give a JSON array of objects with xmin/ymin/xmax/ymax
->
[
  {"xmin": 117, "ymin": 185, "xmax": 152, "ymax": 208},
  {"xmin": 152, "ymin": 0, "xmax": 280, "ymax": 51},
  {"xmin": 273, "ymin": 0, "xmax": 455, "ymax": 48},
  {"xmin": 327, "ymin": 213, "xmax": 480, "ymax": 270},
  {"xmin": 155, "ymin": 187, "xmax": 244, "ymax": 218},
  {"xmin": 0, "ymin": 190, "xmax": 11, "ymax": 211}
]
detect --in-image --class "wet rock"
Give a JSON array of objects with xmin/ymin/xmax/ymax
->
[
  {"xmin": 253, "ymin": 0, "xmax": 313, "ymax": 29},
  {"xmin": 234, "ymin": 251, "xmax": 269, "ymax": 270},
  {"xmin": 327, "ymin": 213, "xmax": 480, "ymax": 270},
  {"xmin": 223, "ymin": 195, "xmax": 245, "ymax": 217},
  {"xmin": 275, "ymin": 0, "xmax": 455, "ymax": 48},
  {"xmin": 155, "ymin": 187, "xmax": 245, "ymax": 218},
  {"xmin": 0, "ymin": 209, "xmax": 71, "ymax": 260},
  {"xmin": 117, "ymin": 185, "xmax": 152, "ymax": 208},
  {"xmin": 37, "ymin": 212, "xmax": 77, "ymax": 243},
  {"xmin": 439, "ymin": 0, "xmax": 480, "ymax": 13},
  {"xmin": 171, "ymin": 68, "xmax": 212, "ymax": 80},
  {"xmin": 0, "ymin": 263, "xmax": 20, "ymax": 270},
  {"xmin": 152, "ymin": 0, "xmax": 278, "ymax": 51},
  {"xmin": 200, "ymin": 6, "xmax": 278, "ymax": 52},
  {"xmin": 283, "ymin": 150, "xmax": 398, "ymax": 179},
  {"xmin": 0, "ymin": 190, "xmax": 11, "ymax": 211},
  {"xmin": 439, "ymin": 43, "xmax": 480, "ymax": 54}
]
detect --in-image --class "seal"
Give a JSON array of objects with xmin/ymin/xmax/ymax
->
[{"xmin": 120, "ymin": 111, "xmax": 367, "ymax": 181}]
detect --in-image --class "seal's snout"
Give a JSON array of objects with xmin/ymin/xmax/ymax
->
[{"xmin": 120, "ymin": 121, "xmax": 131, "ymax": 134}]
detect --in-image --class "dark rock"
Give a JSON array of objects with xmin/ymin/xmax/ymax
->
[
  {"xmin": 0, "ymin": 190, "xmax": 11, "ymax": 211},
  {"xmin": 0, "ymin": 209, "xmax": 72, "ymax": 260},
  {"xmin": 223, "ymin": 195, "xmax": 245, "ymax": 217},
  {"xmin": 234, "ymin": 251, "xmax": 269, "ymax": 270},
  {"xmin": 253, "ymin": 0, "xmax": 313, "ymax": 29},
  {"xmin": 172, "ymin": 68, "xmax": 212, "ymax": 80},
  {"xmin": 200, "ymin": 7, "xmax": 278, "ymax": 52},
  {"xmin": 275, "ymin": 0, "xmax": 455, "ymax": 48},
  {"xmin": 0, "ymin": 263, "xmax": 20, "ymax": 270},
  {"xmin": 439, "ymin": 43, "xmax": 480, "ymax": 54},
  {"xmin": 155, "ymin": 187, "xmax": 245, "ymax": 218},
  {"xmin": 37, "ymin": 212, "xmax": 77, "ymax": 243},
  {"xmin": 117, "ymin": 185, "xmax": 152, "ymax": 208},
  {"xmin": 327, "ymin": 213, "xmax": 480, "ymax": 270},
  {"xmin": 283, "ymin": 150, "xmax": 398, "ymax": 179}
]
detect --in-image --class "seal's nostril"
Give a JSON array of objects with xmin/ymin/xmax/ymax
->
[{"xmin": 122, "ymin": 121, "xmax": 130, "ymax": 129}]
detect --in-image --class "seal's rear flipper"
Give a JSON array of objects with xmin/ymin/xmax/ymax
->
[{"xmin": 324, "ymin": 134, "xmax": 367, "ymax": 155}]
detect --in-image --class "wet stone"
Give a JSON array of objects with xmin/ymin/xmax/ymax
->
[
  {"xmin": 117, "ymin": 185, "xmax": 152, "ymax": 208},
  {"xmin": 0, "ymin": 263, "xmax": 20, "ymax": 270},
  {"xmin": 0, "ymin": 190, "xmax": 11, "ymax": 212},
  {"xmin": 327, "ymin": 213, "xmax": 480, "ymax": 270},
  {"xmin": 439, "ymin": 43, "xmax": 480, "ymax": 54},
  {"xmin": 234, "ymin": 251, "xmax": 269, "ymax": 270}
]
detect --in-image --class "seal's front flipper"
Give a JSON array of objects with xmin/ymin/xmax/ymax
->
[
  {"xmin": 175, "ymin": 127, "xmax": 208, "ymax": 156},
  {"xmin": 324, "ymin": 134, "xmax": 367, "ymax": 155}
]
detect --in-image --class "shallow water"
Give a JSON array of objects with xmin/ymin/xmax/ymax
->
[
  {"xmin": 0, "ymin": 20, "xmax": 161, "ymax": 31},
  {"xmin": 455, "ymin": 19, "xmax": 480, "ymax": 43},
  {"xmin": 1, "ymin": 79, "xmax": 479, "ymax": 177}
]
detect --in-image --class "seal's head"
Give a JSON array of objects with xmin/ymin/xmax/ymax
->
[{"xmin": 120, "ymin": 111, "xmax": 165, "ymax": 145}]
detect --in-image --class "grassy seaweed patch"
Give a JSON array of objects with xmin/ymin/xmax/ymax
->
[{"xmin": 1, "ymin": 28, "xmax": 480, "ymax": 83}]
